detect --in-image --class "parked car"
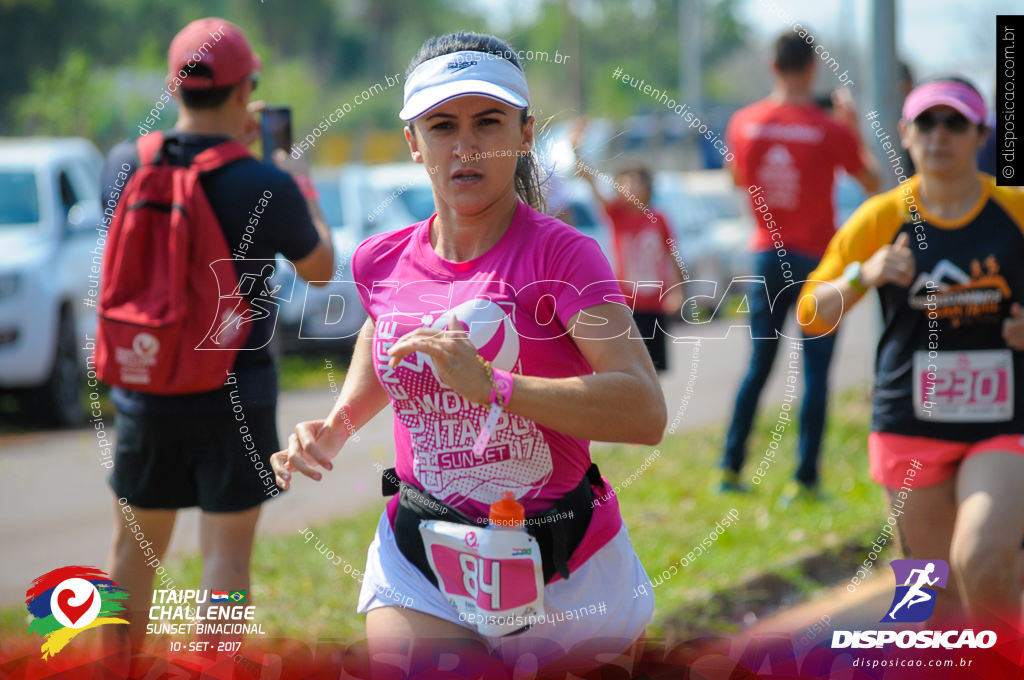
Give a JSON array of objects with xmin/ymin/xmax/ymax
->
[
  {"xmin": 347, "ymin": 161, "xmax": 436, "ymax": 233},
  {"xmin": 272, "ymin": 163, "xmax": 439, "ymax": 353},
  {"xmin": 274, "ymin": 158, "xmax": 619, "ymax": 354},
  {"xmin": 270, "ymin": 168, "xmax": 365, "ymax": 353},
  {"xmin": 0, "ymin": 137, "xmax": 104, "ymax": 426},
  {"xmin": 545, "ymin": 175, "xmax": 611, "ymax": 255},
  {"xmin": 653, "ymin": 170, "xmax": 756, "ymax": 309},
  {"xmin": 535, "ymin": 126, "xmax": 614, "ymax": 255}
]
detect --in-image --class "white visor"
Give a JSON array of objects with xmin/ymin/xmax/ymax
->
[{"xmin": 399, "ymin": 50, "xmax": 530, "ymax": 121}]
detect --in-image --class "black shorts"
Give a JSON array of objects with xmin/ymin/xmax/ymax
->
[
  {"xmin": 632, "ymin": 311, "xmax": 669, "ymax": 373},
  {"xmin": 110, "ymin": 406, "xmax": 282, "ymax": 512}
]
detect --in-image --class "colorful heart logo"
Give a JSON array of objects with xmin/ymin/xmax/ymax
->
[
  {"xmin": 27, "ymin": 567, "xmax": 128, "ymax": 659},
  {"xmin": 56, "ymin": 588, "xmax": 95, "ymax": 626}
]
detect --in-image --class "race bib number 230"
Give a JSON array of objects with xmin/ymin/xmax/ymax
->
[{"xmin": 914, "ymin": 350, "xmax": 1014, "ymax": 422}]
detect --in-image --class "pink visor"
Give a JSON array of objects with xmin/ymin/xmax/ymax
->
[{"xmin": 902, "ymin": 80, "xmax": 986, "ymax": 124}]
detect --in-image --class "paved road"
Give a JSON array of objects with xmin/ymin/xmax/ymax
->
[{"xmin": 0, "ymin": 300, "xmax": 878, "ymax": 606}]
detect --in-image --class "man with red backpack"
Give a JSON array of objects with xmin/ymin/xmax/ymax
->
[{"xmin": 97, "ymin": 18, "xmax": 334, "ymax": 648}]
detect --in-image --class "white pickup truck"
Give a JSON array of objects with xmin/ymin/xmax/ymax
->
[{"xmin": 0, "ymin": 138, "xmax": 104, "ymax": 426}]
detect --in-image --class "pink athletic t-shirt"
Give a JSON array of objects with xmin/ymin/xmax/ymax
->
[{"xmin": 351, "ymin": 201, "xmax": 628, "ymax": 575}]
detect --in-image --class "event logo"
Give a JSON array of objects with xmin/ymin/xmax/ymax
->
[
  {"xmin": 833, "ymin": 559, "xmax": 996, "ymax": 650},
  {"xmin": 907, "ymin": 257, "xmax": 1010, "ymax": 328},
  {"xmin": 25, "ymin": 566, "xmax": 128, "ymax": 659},
  {"xmin": 147, "ymin": 589, "xmax": 265, "ymax": 637},
  {"xmin": 882, "ymin": 559, "xmax": 949, "ymax": 623}
]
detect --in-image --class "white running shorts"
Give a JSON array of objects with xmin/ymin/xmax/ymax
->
[{"xmin": 357, "ymin": 510, "xmax": 655, "ymax": 668}]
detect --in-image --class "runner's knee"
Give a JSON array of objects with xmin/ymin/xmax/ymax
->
[
  {"xmin": 201, "ymin": 550, "xmax": 251, "ymax": 576},
  {"xmin": 950, "ymin": 533, "xmax": 1016, "ymax": 590}
]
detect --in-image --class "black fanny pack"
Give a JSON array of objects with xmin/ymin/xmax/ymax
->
[{"xmin": 382, "ymin": 463, "xmax": 602, "ymax": 586}]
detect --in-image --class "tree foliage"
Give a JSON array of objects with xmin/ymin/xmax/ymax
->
[{"xmin": 1, "ymin": 0, "xmax": 749, "ymax": 151}]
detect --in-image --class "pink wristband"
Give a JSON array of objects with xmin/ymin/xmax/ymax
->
[
  {"xmin": 490, "ymin": 368, "xmax": 514, "ymax": 407},
  {"xmin": 472, "ymin": 368, "xmax": 514, "ymax": 457},
  {"xmin": 294, "ymin": 175, "xmax": 318, "ymax": 201}
]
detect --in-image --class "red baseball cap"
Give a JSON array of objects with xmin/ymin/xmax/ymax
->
[{"xmin": 167, "ymin": 18, "xmax": 261, "ymax": 90}]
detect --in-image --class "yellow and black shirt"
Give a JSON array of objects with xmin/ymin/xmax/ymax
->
[{"xmin": 799, "ymin": 174, "xmax": 1024, "ymax": 441}]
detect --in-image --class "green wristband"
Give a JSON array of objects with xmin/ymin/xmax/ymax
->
[{"xmin": 844, "ymin": 261, "xmax": 867, "ymax": 294}]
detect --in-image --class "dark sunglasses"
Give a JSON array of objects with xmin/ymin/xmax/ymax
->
[
  {"xmin": 912, "ymin": 111, "xmax": 971, "ymax": 133},
  {"xmin": 249, "ymin": 73, "xmax": 260, "ymax": 92}
]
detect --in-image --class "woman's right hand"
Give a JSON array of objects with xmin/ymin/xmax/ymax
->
[
  {"xmin": 831, "ymin": 87, "xmax": 859, "ymax": 132},
  {"xmin": 861, "ymin": 232, "xmax": 915, "ymax": 289},
  {"xmin": 270, "ymin": 417, "xmax": 348, "ymax": 489}
]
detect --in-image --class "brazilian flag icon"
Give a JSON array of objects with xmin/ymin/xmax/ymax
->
[{"xmin": 229, "ymin": 591, "xmax": 246, "ymax": 603}]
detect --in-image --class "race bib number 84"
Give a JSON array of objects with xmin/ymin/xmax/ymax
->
[{"xmin": 419, "ymin": 520, "xmax": 544, "ymax": 637}]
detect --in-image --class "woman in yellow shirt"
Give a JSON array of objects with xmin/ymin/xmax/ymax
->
[{"xmin": 798, "ymin": 77, "xmax": 1024, "ymax": 627}]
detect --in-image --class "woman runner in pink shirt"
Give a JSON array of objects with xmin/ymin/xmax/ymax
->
[{"xmin": 271, "ymin": 31, "xmax": 664, "ymax": 678}]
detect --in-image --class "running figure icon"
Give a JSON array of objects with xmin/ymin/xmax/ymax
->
[
  {"xmin": 882, "ymin": 559, "xmax": 949, "ymax": 623},
  {"xmin": 887, "ymin": 562, "xmax": 940, "ymax": 620},
  {"xmin": 210, "ymin": 263, "xmax": 281, "ymax": 345}
]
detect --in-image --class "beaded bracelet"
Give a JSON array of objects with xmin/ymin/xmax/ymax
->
[
  {"xmin": 472, "ymin": 355, "xmax": 514, "ymax": 455},
  {"xmin": 475, "ymin": 355, "xmax": 514, "ymax": 407}
]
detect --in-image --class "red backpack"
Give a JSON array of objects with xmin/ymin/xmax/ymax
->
[{"xmin": 95, "ymin": 131, "xmax": 253, "ymax": 394}]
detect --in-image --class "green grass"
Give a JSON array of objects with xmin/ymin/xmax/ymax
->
[
  {"xmin": 608, "ymin": 386, "xmax": 886, "ymax": 637},
  {"xmin": 1, "ymin": 388, "xmax": 886, "ymax": 645},
  {"xmin": 277, "ymin": 352, "xmax": 349, "ymax": 392}
]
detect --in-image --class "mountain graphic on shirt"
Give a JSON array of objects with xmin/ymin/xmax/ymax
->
[
  {"xmin": 909, "ymin": 260, "xmax": 970, "ymax": 298},
  {"xmin": 907, "ymin": 256, "xmax": 1010, "ymax": 327}
]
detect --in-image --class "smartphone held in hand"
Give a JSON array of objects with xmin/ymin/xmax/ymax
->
[{"xmin": 261, "ymin": 106, "xmax": 292, "ymax": 162}]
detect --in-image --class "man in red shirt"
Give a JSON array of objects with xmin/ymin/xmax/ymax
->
[
  {"xmin": 720, "ymin": 29, "xmax": 879, "ymax": 498},
  {"xmin": 577, "ymin": 162, "xmax": 685, "ymax": 373}
]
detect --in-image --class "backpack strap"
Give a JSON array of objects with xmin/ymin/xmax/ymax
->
[
  {"xmin": 137, "ymin": 131, "xmax": 166, "ymax": 166},
  {"xmin": 191, "ymin": 140, "xmax": 252, "ymax": 174}
]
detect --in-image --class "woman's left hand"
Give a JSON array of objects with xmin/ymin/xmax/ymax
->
[
  {"xmin": 386, "ymin": 314, "xmax": 492, "ymax": 404},
  {"xmin": 1004, "ymin": 303, "xmax": 1024, "ymax": 350}
]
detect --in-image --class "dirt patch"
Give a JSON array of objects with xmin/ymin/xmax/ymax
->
[{"xmin": 660, "ymin": 539, "xmax": 877, "ymax": 641}]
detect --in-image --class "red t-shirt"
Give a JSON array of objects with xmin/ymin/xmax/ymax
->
[
  {"xmin": 604, "ymin": 203, "xmax": 677, "ymax": 313},
  {"xmin": 726, "ymin": 98, "xmax": 865, "ymax": 257}
]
